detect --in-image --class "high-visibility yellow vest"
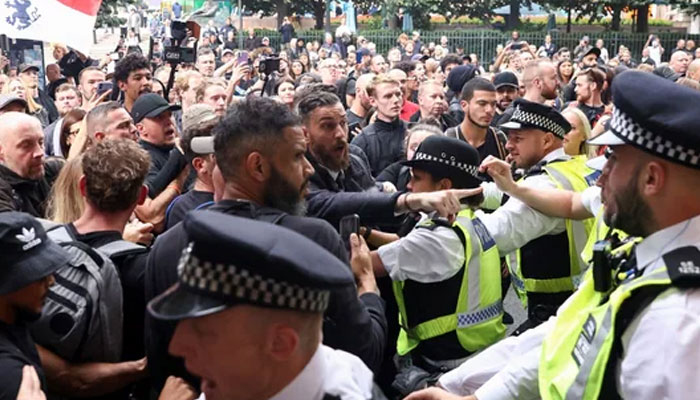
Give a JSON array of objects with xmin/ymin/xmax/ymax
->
[
  {"xmin": 393, "ymin": 208, "xmax": 505, "ymax": 357},
  {"xmin": 507, "ymin": 157, "xmax": 596, "ymax": 306},
  {"xmin": 539, "ymin": 241, "xmax": 699, "ymax": 399}
]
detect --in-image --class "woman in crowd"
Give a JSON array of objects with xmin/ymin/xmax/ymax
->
[
  {"xmin": 57, "ymin": 109, "xmax": 86, "ymax": 158},
  {"xmin": 3, "ymin": 77, "xmax": 49, "ymax": 127},
  {"xmin": 561, "ymin": 107, "xmax": 596, "ymax": 159},
  {"xmin": 275, "ymin": 77, "xmax": 296, "ymax": 110},
  {"xmin": 557, "ymin": 59, "xmax": 574, "ymax": 86},
  {"xmin": 290, "ymin": 60, "xmax": 305, "ymax": 80}
]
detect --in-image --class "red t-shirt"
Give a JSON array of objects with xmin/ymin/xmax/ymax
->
[{"xmin": 400, "ymin": 101, "xmax": 420, "ymax": 122}]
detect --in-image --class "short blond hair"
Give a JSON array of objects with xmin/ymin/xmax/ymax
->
[{"xmin": 366, "ymin": 74, "xmax": 400, "ymax": 98}]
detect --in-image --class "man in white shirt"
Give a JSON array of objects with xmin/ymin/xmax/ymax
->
[{"xmin": 405, "ymin": 70, "xmax": 700, "ymax": 400}]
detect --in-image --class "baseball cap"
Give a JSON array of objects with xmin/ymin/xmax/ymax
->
[
  {"xmin": 493, "ymin": 71, "xmax": 519, "ymax": 90},
  {"xmin": 182, "ymin": 103, "xmax": 218, "ymax": 133},
  {"xmin": 130, "ymin": 93, "xmax": 181, "ymax": 123},
  {"xmin": 18, "ymin": 64, "xmax": 39, "ymax": 74},
  {"xmin": 0, "ymin": 212, "xmax": 70, "ymax": 295},
  {"xmin": 221, "ymin": 49, "xmax": 234, "ymax": 56}
]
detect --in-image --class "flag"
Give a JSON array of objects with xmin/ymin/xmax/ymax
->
[{"xmin": 0, "ymin": 0, "xmax": 103, "ymax": 54}]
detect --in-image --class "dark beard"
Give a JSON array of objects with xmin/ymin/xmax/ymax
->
[
  {"xmin": 312, "ymin": 142, "xmax": 350, "ymax": 172},
  {"xmin": 14, "ymin": 305, "xmax": 42, "ymax": 324},
  {"xmin": 262, "ymin": 166, "xmax": 307, "ymax": 216},
  {"xmin": 604, "ymin": 166, "xmax": 654, "ymax": 237}
]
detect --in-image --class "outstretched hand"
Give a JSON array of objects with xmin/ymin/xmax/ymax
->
[
  {"xmin": 407, "ymin": 187, "xmax": 484, "ymax": 217},
  {"xmin": 479, "ymin": 155, "xmax": 517, "ymax": 193}
]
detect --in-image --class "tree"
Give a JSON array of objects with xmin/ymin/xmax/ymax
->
[{"xmin": 96, "ymin": 0, "xmax": 138, "ymax": 28}]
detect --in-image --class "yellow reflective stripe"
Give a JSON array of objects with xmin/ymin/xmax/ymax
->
[
  {"xmin": 410, "ymin": 314, "xmax": 458, "ymax": 340},
  {"xmin": 523, "ymin": 276, "xmax": 576, "ymax": 293}
]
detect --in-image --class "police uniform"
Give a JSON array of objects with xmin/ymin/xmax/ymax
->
[
  {"xmin": 148, "ymin": 211, "xmax": 378, "ymax": 400},
  {"xmin": 484, "ymin": 100, "xmax": 596, "ymax": 330},
  {"xmin": 377, "ymin": 136, "xmax": 505, "ymax": 367},
  {"xmin": 438, "ymin": 70, "xmax": 700, "ymax": 400}
]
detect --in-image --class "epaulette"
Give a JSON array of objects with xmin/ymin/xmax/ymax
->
[{"xmin": 663, "ymin": 246, "xmax": 700, "ymax": 288}]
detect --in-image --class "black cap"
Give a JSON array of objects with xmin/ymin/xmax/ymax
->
[
  {"xmin": 500, "ymin": 99, "xmax": 571, "ymax": 139},
  {"xmin": 148, "ymin": 211, "xmax": 355, "ymax": 321},
  {"xmin": 446, "ymin": 65, "xmax": 477, "ymax": 94},
  {"xmin": 0, "ymin": 212, "xmax": 70, "ymax": 295},
  {"xmin": 18, "ymin": 64, "xmax": 39, "ymax": 74},
  {"xmin": 130, "ymin": 93, "xmax": 181, "ymax": 124},
  {"xmin": 403, "ymin": 135, "xmax": 482, "ymax": 189},
  {"xmin": 582, "ymin": 47, "xmax": 601, "ymax": 60},
  {"xmin": 589, "ymin": 70, "xmax": 700, "ymax": 170},
  {"xmin": 493, "ymin": 71, "xmax": 519, "ymax": 90}
]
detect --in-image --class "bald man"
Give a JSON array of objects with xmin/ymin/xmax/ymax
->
[
  {"xmin": 347, "ymin": 73, "xmax": 376, "ymax": 135},
  {"xmin": 497, "ymin": 60, "xmax": 559, "ymax": 125},
  {"xmin": 0, "ymin": 112, "xmax": 63, "ymax": 216},
  {"xmin": 669, "ymin": 50, "xmax": 690, "ymax": 76},
  {"xmin": 687, "ymin": 58, "xmax": 700, "ymax": 82}
]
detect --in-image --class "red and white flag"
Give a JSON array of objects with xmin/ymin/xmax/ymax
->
[{"xmin": 0, "ymin": 0, "xmax": 103, "ymax": 54}]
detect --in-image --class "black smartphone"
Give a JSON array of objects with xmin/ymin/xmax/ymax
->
[
  {"xmin": 96, "ymin": 81, "xmax": 113, "ymax": 96},
  {"xmin": 339, "ymin": 214, "xmax": 360, "ymax": 250}
]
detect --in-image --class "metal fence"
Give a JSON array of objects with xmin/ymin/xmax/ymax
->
[{"xmin": 256, "ymin": 29, "xmax": 700, "ymax": 69}]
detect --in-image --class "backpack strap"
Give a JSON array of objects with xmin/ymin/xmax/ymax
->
[
  {"xmin": 97, "ymin": 240, "xmax": 147, "ymax": 259},
  {"xmin": 46, "ymin": 225, "xmax": 76, "ymax": 244},
  {"xmin": 489, "ymin": 127, "xmax": 508, "ymax": 160}
]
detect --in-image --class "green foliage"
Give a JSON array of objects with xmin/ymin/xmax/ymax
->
[{"xmin": 96, "ymin": 0, "xmax": 137, "ymax": 28}]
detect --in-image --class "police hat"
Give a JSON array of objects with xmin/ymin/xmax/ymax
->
[
  {"xmin": 0, "ymin": 212, "xmax": 70, "ymax": 295},
  {"xmin": 402, "ymin": 135, "xmax": 482, "ymax": 189},
  {"xmin": 131, "ymin": 93, "xmax": 181, "ymax": 124},
  {"xmin": 148, "ymin": 211, "xmax": 354, "ymax": 321},
  {"xmin": 500, "ymin": 99, "xmax": 571, "ymax": 139},
  {"xmin": 589, "ymin": 70, "xmax": 700, "ymax": 170}
]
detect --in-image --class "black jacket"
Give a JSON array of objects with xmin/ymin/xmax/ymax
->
[
  {"xmin": 351, "ymin": 118, "xmax": 407, "ymax": 176},
  {"xmin": 306, "ymin": 146, "xmax": 402, "ymax": 229},
  {"xmin": 144, "ymin": 200, "xmax": 387, "ymax": 395},
  {"xmin": 0, "ymin": 159, "xmax": 63, "ymax": 217},
  {"xmin": 408, "ymin": 110, "xmax": 459, "ymax": 132},
  {"xmin": 0, "ymin": 322, "xmax": 48, "ymax": 399},
  {"xmin": 139, "ymin": 140, "xmax": 188, "ymax": 198}
]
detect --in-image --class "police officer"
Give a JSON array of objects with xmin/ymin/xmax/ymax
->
[
  {"xmin": 148, "ymin": 211, "xmax": 380, "ymax": 400},
  {"xmin": 407, "ymin": 70, "xmax": 700, "ymax": 400},
  {"xmin": 371, "ymin": 136, "xmax": 504, "ymax": 377},
  {"xmin": 0, "ymin": 212, "xmax": 69, "ymax": 399},
  {"xmin": 483, "ymin": 99, "xmax": 596, "ymax": 332}
]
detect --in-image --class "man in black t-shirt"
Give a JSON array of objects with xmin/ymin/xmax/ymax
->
[
  {"xmin": 0, "ymin": 212, "xmax": 70, "ymax": 400},
  {"xmin": 445, "ymin": 78, "xmax": 508, "ymax": 181},
  {"xmin": 570, "ymin": 67, "xmax": 605, "ymax": 127}
]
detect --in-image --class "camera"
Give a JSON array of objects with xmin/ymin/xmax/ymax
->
[
  {"xmin": 164, "ymin": 20, "xmax": 198, "ymax": 64},
  {"xmin": 258, "ymin": 55, "xmax": 281, "ymax": 75}
]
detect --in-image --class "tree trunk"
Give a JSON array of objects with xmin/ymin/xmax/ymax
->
[
  {"xmin": 567, "ymin": 0, "xmax": 572, "ymax": 33},
  {"xmin": 275, "ymin": 0, "xmax": 287, "ymax": 28},
  {"xmin": 313, "ymin": 1, "xmax": 324, "ymax": 30},
  {"xmin": 507, "ymin": 0, "xmax": 520, "ymax": 29},
  {"xmin": 611, "ymin": 3, "xmax": 623, "ymax": 31},
  {"xmin": 636, "ymin": 4, "xmax": 649, "ymax": 33}
]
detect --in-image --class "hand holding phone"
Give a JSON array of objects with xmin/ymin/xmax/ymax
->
[
  {"xmin": 96, "ymin": 81, "xmax": 113, "ymax": 96},
  {"xmin": 339, "ymin": 214, "xmax": 360, "ymax": 250}
]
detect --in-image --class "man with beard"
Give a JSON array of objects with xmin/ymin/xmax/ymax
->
[
  {"xmin": 347, "ymin": 73, "xmax": 375, "ymax": 135},
  {"xmin": 115, "ymin": 53, "xmax": 153, "ymax": 113},
  {"xmin": 406, "ymin": 70, "xmax": 700, "ymax": 400},
  {"xmin": 144, "ymin": 96, "xmax": 388, "ymax": 396},
  {"xmin": 0, "ymin": 113, "xmax": 63, "ymax": 217},
  {"xmin": 491, "ymin": 71, "xmax": 519, "ymax": 128},
  {"xmin": 570, "ymin": 67, "xmax": 605, "ymax": 127},
  {"xmin": 496, "ymin": 60, "xmax": 559, "ymax": 126},
  {"xmin": 409, "ymin": 80, "xmax": 458, "ymax": 131},
  {"xmin": 560, "ymin": 48, "xmax": 600, "ymax": 103},
  {"xmin": 300, "ymin": 89, "xmax": 478, "ymax": 229},
  {"xmin": 351, "ymin": 75, "xmax": 407, "ymax": 176},
  {"xmin": 0, "ymin": 212, "xmax": 70, "ymax": 399},
  {"xmin": 445, "ymin": 78, "xmax": 507, "ymax": 181}
]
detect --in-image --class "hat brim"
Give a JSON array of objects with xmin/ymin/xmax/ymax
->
[
  {"xmin": 142, "ymin": 104, "xmax": 182, "ymax": 121},
  {"xmin": 588, "ymin": 129, "xmax": 625, "ymax": 146},
  {"xmin": 495, "ymin": 83, "xmax": 519, "ymax": 90},
  {"xmin": 585, "ymin": 155, "xmax": 607, "ymax": 171},
  {"xmin": 147, "ymin": 283, "xmax": 230, "ymax": 321},
  {"xmin": 190, "ymin": 136, "xmax": 215, "ymax": 154},
  {"xmin": 0, "ymin": 240, "xmax": 69, "ymax": 295},
  {"xmin": 0, "ymin": 98, "xmax": 28, "ymax": 111},
  {"xmin": 21, "ymin": 66, "xmax": 39, "ymax": 73}
]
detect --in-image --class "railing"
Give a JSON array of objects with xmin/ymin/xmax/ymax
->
[{"xmin": 253, "ymin": 29, "xmax": 700, "ymax": 68}]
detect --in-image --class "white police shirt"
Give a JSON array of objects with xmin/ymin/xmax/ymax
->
[
  {"xmin": 378, "ymin": 148, "xmax": 576, "ymax": 282},
  {"xmin": 438, "ymin": 214, "xmax": 700, "ymax": 400},
  {"xmin": 196, "ymin": 344, "xmax": 374, "ymax": 400}
]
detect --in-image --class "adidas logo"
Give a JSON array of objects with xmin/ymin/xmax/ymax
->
[{"xmin": 16, "ymin": 227, "xmax": 42, "ymax": 251}]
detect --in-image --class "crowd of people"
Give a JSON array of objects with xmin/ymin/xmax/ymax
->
[{"xmin": 0, "ymin": 11, "xmax": 699, "ymax": 400}]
